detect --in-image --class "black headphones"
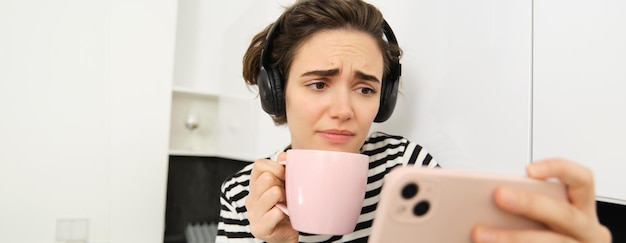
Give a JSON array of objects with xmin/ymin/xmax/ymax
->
[{"xmin": 257, "ymin": 16, "xmax": 401, "ymax": 123}]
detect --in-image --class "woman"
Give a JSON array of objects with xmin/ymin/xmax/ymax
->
[{"xmin": 216, "ymin": 0, "xmax": 611, "ymax": 242}]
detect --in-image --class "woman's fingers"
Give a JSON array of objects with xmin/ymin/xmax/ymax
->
[
  {"xmin": 252, "ymin": 207, "xmax": 299, "ymax": 242},
  {"xmin": 245, "ymin": 152, "xmax": 295, "ymax": 241},
  {"xmin": 473, "ymin": 226, "xmax": 577, "ymax": 243},
  {"xmin": 247, "ymin": 173, "xmax": 285, "ymax": 219},
  {"xmin": 277, "ymin": 152, "xmax": 287, "ymax": 164},
  {"xmin": 250, "ymin": 155, "xmax": 287, "ymax": 185},
  {"xmin": 248, "ymin": 156, "xmax": 287, "ymax": 200},
  {"xmin": 486, "ymin": 158, "xmax": 612, "ymax": 243},
  {"xmin": 256, "ymin": 183, "xmax": 287, "ymax": 214},
  {"xmin": 249, "ymin": 186, "xmax": 289, "ymax": 238},
  {"xmin": 527, "ymin": 158, "xmax": 596, "ymax": 217},
  {"xmin": 493, "ymin": 187, "xmax": 592, "ymax": 240}
]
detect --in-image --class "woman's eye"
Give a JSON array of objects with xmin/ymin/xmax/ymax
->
[
  {"xmin": 357, "ymin": 87, "xmax": 376, "ymax": 95},
  {"xmin": 307, "ymin": 82, "xmax": 327, "ymax": 90}
]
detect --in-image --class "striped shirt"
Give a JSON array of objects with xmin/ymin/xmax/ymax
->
[{"xmin": 216, "ymin": 132, "xmax": 439, "ymax": 243}]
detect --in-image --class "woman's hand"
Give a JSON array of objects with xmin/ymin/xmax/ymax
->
[
  {"xmin": 472, "ymin": 158, "xmax": 612, "ymax": 243},
  {"xmin": 245, "ymin": 152, "xmax": 299, "ymax": 243}
]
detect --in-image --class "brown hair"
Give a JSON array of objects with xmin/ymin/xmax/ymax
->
[{"xmin": 242, "ymin": 0, "xmax": 402, "ymax": 125}]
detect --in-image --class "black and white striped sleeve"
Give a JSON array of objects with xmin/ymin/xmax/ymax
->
[
  {"xmin": 401, "ymin": 141, "xmax": 440, "ymax": 168},
  {"xmin": 215, "ymin": 165, "xmax": 263, "ymax": 243}
]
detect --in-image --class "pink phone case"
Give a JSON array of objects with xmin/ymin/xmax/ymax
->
[{"xmin": 368, "ymin": 166, "xmax": 568, "ymax": 243}]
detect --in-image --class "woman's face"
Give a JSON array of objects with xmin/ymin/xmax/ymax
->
[{"xmin": 285, "ymin": 29, "xmax": 384, "ymax": 153}]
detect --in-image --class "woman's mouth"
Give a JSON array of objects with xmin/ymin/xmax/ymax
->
[{"xmin": 318, "ymin": 130, "xmax": 354, "ymax": 143}]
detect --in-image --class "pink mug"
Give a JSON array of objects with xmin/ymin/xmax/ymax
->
[{"xmin": 276, "ymin": 149, "xmax": 369, "ymax": 235}]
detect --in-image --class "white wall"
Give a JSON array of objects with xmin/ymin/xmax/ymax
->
[
  {"xmin": 0, "ymin": 1, "xmax": 111, "ymax": 242},
  {"xmin": 369, "ymin": 0, "xmax": 533, "ymax": 174},
  {"xmin": 109, "ymin": 0, "xmax": 177, "ymax": 242},
  {"xmin": 0, "ymin": 0, "xmax": 176, "ymax": 242},
  {"xmin": 533, "ymin": 0, "xmax": 626, "ymax": 202}
]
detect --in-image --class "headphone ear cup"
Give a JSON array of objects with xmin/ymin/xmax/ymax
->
[
  {"xmin": 375, "ymin": 20, "xmax": 401, "ymax": 123},
  {"xmin": 258, "ymin": 66, "xmax": 285, "ymax": 116},
  {"xmin": 374, "ymin": 64, "xmax": 400, "ymax": 123},
  {"xmin": 258, "ymin": 66, "xmax": 276, "ymax": 115},
  {"xmin": 268, "ymin": 68, "xmax": 285, "ymax": 116}
]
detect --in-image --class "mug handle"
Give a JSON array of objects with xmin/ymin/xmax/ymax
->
[
  {"xmin": 276, "ymin": 203, "xmax": 289, "ymax": 216},
  {"xmin": 275, "ymin": 160, "xmax": 289, "ymax": 216}
]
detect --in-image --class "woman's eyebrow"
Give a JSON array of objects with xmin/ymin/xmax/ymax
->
[
  {"xmin": 301, "ymin": 69, "xmax": 380, "ymax": 83},
  {"xmin": 301, "ymin": 68, "xmax": 339, "ymax": 77},
  {"xmin": 355, "ymin": 71, "xmax": 380, "ymax": 83}
]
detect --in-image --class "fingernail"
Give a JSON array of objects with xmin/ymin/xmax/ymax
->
[{"xmin": 475, "ymin": 227, "xmax": 497, "ymax": 243}]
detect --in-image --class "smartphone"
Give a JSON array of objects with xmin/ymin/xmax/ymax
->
[{"xmin": 368, "ymin": 166, "xmax": 568, "ymax": 243}]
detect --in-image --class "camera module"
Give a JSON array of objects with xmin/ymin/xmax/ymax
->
[
  {"xmin": 412, "ymin": 200, "xmax": 430, "ymax": 216},
  {"xmin": 401, "ymin": 182, "xmax": 418, "ymax": 199}
]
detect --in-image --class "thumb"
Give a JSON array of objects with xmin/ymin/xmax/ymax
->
[{"xmin": 277, "ymin": 151, "xmax": 287, "ymax": 163}]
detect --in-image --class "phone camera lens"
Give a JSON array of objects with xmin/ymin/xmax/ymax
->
[
  {"xmin": 413, "ymin": 200, "xmax": 430, "ymax": 216},
  {"xmin": 401, "ymin": 183, "xmax": 418, "ymax": 199}
]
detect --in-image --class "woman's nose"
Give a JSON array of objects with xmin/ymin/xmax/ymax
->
[{"xmin": 328, "ymin": 89, "xmax": 354, "ymax": 121}]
